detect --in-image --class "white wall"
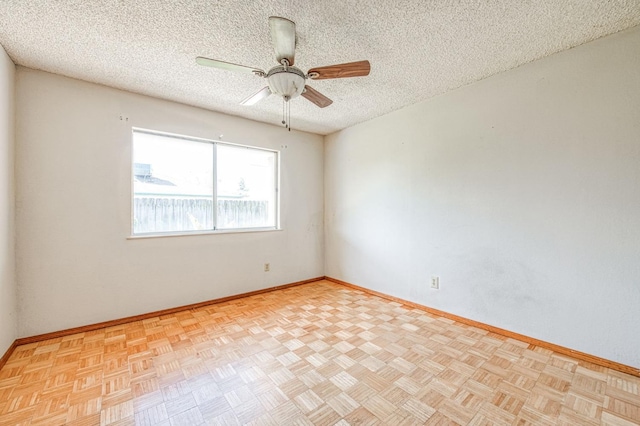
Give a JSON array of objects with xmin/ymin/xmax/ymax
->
[
  {"xmin": 16, "ymin": 69, "xmax": 324, "ymax": 337},
  {"xmin": 325, "ymin": 26, "xmax": 640, "ymax": 368},
  {"xmin": 0, "ymin": 46, "xmax": 16, "ymax": 356}
]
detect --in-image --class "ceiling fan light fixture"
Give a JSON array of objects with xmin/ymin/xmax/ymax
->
[{"xmin": 267, "ymin": 66, "xmax": 306, "ymax": 99}]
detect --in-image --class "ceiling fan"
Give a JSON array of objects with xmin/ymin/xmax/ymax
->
[{"xmin": 196, "ymin": 16, "xmax": 370, "ymax": 130}]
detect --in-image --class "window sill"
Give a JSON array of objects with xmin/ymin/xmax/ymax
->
[{"xmin": 127, "ymin": 227, "xmax": 281, "ymax": 240}]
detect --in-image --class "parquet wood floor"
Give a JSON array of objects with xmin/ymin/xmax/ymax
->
[{"xmin": 0, "ymin": 280, "xmax": 638, "ymax": 425}]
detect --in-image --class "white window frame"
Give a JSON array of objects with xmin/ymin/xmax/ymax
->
[{"xmin": 130, "ymin": 128, "xmax": 280, "ymax": 238}]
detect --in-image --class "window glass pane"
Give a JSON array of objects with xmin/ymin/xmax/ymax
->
[
  {"xmin": 133, "ymin": 132, "xmax": 214, "ymax": 234},
  {"xmin": 216, "ymin": 144, "xmax": 277, "ymax": 229}
]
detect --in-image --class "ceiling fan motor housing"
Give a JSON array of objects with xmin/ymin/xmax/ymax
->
[{"xmin": 267, "ymin": 66, "xmax": 306, "ymax": 100}]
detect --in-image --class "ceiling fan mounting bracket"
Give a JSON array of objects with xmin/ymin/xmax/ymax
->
[{"xmin": 266, "ymin": 65, "xmax": 305, "ymax": 79}]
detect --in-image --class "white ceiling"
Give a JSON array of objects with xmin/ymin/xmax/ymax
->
[{"xmin": 1, "ymin": 1, "xmax": 639, "ymax": 135}]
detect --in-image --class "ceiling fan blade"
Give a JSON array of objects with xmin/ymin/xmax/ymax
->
[
  {"xmin": 196, "ymin": 56, "xmax": 264, "ymax": 75},
  {"xmin": 307, "ymin": 60, "xmax": 371, "ymax": 80},
  {"xmin": 302, "ymin": 85, "xmax": 333, "ymax": 108},
  {"xmin": 269, "ymin": 16, "xmax": 296, "ymax": 66},
  {"xmin": 240, "ymin": 86, "xmax": 272, "ymax": 106}
]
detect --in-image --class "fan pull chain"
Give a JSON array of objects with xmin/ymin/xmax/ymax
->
[{"xmin": 282, "ymin": 96, "xmax": 292, "ymax": 131}]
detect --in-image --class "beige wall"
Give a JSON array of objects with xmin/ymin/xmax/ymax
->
[
  {"xmin": 325, "ymin": 26, "xmax": 640, "ymax": 368},
  {"xmin": 0, "ymin": 45, "xmax": 16, "ymax": 356},
  {"xmin": 15, "ymin": 69, "xmax": 324, "ymax": 337}
]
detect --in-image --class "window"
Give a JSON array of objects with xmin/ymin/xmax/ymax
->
[{"xmin": 132, "ymin": 129, "xmax": 278, "ymax": 235}]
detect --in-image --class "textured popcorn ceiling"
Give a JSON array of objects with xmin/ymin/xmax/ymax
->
[{"xmin": 1, "ymin": 1, "xmax": 639, "ymax": 135}]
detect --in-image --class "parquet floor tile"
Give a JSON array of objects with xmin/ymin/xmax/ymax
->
[{"xmin": 0, "ymin": 280, "xmax": 638, "ymax": 425}]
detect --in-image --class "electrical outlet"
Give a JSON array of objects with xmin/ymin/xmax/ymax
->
[
  {"xmin": 264, "ymin": 263, "xmax": 270, "ymax": 272},
  {"xmin": 431, "ymin": 276, "xmax": 440, "ymax": 289}
]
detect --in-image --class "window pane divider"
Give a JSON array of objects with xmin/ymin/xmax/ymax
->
[{"xmin": 212, "ymin": 142, "xmax": 218, "ymax": 231}]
